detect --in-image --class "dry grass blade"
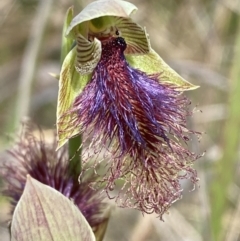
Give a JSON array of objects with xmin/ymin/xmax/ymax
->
[
  {"xmin": 129, "ymin": 214, "xmax": 153, "ymax": 241},
  {"xmin": 14, "ymin": 0, "xmax": 54, "ymax": 130},
  {"xmin": 225, "ymin": 190, "xmax": 240, "ymax": 241},
  {"xmin": 152, "ymin": 208, "xmax": 202, "ymax": 241}
]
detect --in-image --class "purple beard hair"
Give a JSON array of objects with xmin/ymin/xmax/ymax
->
[
  {"xmin": 72, "ymin": 37, "xmax": 192, "ymax": 164},
  {"xmin": 1, "ymin": 128, "xmax": 108, "ymax": 231},
  {"xmin": 68, "ymin": 36, "xmax": 199, "ymax": 216}
]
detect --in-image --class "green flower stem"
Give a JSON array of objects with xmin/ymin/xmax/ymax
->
[
  {"xmin": 61, "ymin": 6, "xmax": 82, "ymax": 179},
  {"xmin": 68, "ymin": 136, "xmax": 82, "ymax": 178},
  {"xmin": 210, "ymin": 20, "xmax": 240, "ymax": 241}
]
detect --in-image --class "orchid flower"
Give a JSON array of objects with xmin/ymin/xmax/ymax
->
[
  {"xmin": 1, "ymin": 126, "xmax": 109, "ymax": 238},
  {"xmin": 57, "ymin": 0, "xmax": 201, "ymax": 218}
]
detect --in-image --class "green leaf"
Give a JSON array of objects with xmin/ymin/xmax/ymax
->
[
  {"xmin": 57, "ymin": 48, "xmax": 91, "ymax": 148},
  {"xmin": 61, "ymin": 6, "xmax": 74, "ymax": 64},
  {"xmin": 66, "ymin": 0, "xmax": 138, "ymax": 37},
  {"xmin": 11, "ymin": 176, "xmax": 96, "ymax": 241},
  {"xmin": 126, "ymin": 48, "xmax": 199, "ymax": 91}
]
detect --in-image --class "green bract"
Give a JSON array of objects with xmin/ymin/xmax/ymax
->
[
  {"xmin": 57, "ymin": 0, "xmax": 198, "ymax": 148},
  {"xmin": 11, "ymin": 176, "xmax": 96, "ymax": 241}
]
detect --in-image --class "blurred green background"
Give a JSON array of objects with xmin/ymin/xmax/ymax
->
[{"xmin": 0, "ymin": 0, "xmax": 240, "ymax": 240}]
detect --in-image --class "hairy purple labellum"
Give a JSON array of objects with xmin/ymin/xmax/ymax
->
[
  {"xmin": 0, "ymin": 126, "xmax": 108, "ymax": 232},
  {"xmin": 64, "ymin": 37, "xmax": 200, "ymax": 217}
]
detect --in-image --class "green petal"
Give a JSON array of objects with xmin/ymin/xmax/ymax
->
[
  {"xmin": 66, "ymin": 0, "xmax": 137, "ymax": 37},
  {"xmin": 115, "ymin": 17, "xmax": 150, "ymax": 54},
  {"xmin": 11, "ymin": 176, "xmax": 96, "ymax": 241},
  {"xmin": 126, "ymin": 48, "xmax": 199, "ymax": 90},
  {"xmin": 75, "ymin": 34, "xmax": 102, "ymax": 74},
  {"xmin": 77, "ymin": 15, "xmax": 150, "ymax": 56},
  {"xmin": 61, "ymin": 6, "xmax": 74, "ymax": 63},
  {"xmin": 57, "ymin": 48, "xmax": 91, "ymax": 149}
]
